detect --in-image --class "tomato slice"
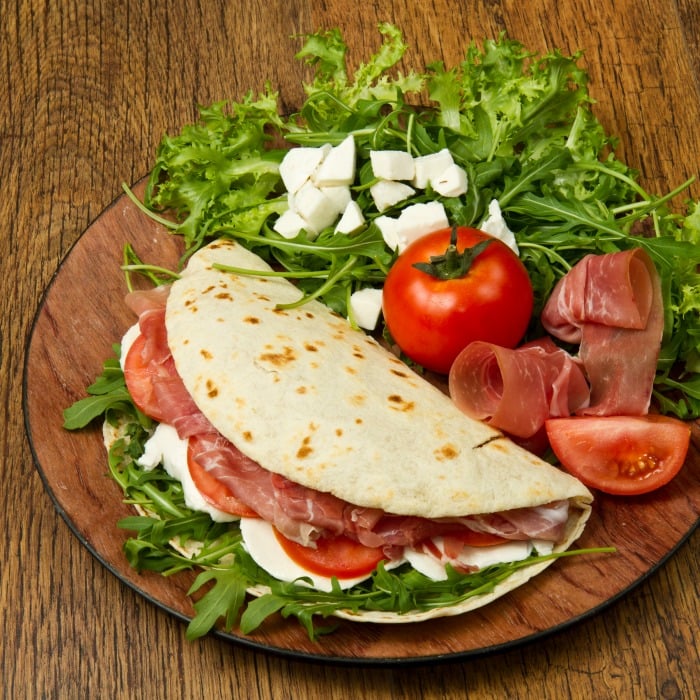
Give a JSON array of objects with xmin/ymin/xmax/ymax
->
[
  {"xmin": 545, "ymin": 415, "xmax": 690, "ymax": 495},
  {"xmin": 187, "ymin": 436, "xmax": 259, "ymax": 517},
  {"xmin": 273, "ymin": 529, "xmax": 385, "ymax": 579},
  {"xmin": 123, "ymin": 332, "xmax": 165, "ymax": 419},
  {"xmin": 445, "ymin": 530, "xmax": 510, "ymax": 547}
]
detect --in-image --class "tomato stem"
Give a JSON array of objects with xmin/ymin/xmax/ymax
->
[{"xmin": 412, "ymin": 226, "xmax": 492, "ymax": 280}]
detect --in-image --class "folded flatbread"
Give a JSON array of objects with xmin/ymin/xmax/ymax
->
[{"xmin": 156, "ymin": 239, "xmax": 593, "ymax": 622}]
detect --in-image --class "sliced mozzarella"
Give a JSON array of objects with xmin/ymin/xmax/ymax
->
[
  {"xmin": 240, "ymin": 518, "xmax": 402, "ymax": 591},
  {"xmin": 405, "ymin": 537, "xmax": 535, "ymax": 581},
  {"xmin": 137, "ymin": 423, "xmax": 236, "ymax": 523}
]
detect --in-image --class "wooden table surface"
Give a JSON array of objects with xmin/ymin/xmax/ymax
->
[{"xmin": 4, "ymin": 1, "xmax": 699, "ymax": 697}]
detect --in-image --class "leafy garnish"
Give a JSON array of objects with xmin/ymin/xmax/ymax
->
[{"xmin": 129, "ymin": 25, "xmax": 700, "ymax": 417}]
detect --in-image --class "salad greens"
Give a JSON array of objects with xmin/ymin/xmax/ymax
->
[
  {"xmin": 65, "ymin": 25, "xmax": 697, "ymax": 640},
  {"xmin": 139, "ymin": 23, "xmax": 700, "ymax": 417}
]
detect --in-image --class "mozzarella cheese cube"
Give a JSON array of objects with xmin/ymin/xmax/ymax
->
[
  {"xmin": 370, "ymin": 180, "xmax": 415, "ymax": 212},
  {"xmin": 395, "ymin": 201, "xmax": 449, "ymax": 252},
  {"xmin": 335, "ymin": 200, "xmax": 365, "ymax": 234},
  {"xmin": 273, "ymin": 208, "xmax": 307, "ymax": 239},
  {"xmin": 412, "ymin": 148, "xmax": 454, "ymax": 189},
  {"xmin": 320, "ymin": 185, "xmax": 352, "ymax": 217},
  {"xmin": 375, "ymin": 214, "xmax": 402, "ymax": 251},
  {"xmin": 480, "ymin": 199, "xmax": 519, "ymax": 254},
  {"xmin": 279, "ymin": 146, "xmax": 328, "ymax": 194},
  {"xmin": 349, "ymin": 287, "xmax": 383, "ymax": 330},
  {"xmin": 370, "ymin": 150, "xmax": 415, "ymax": 181},
  {"xmin": 313, "ymin": 135, "xmax": 356, "ymax": 186},
  {"xmin": 293, "ymin": 182, "xmax": 341, "ymax": 234},
  {"xmin": 432, "ymin": 163, "xmax": 468, "ymax": 197}
]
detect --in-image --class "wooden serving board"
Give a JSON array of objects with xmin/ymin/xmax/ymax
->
[{"xmin": 24, "ymin": 184, "xmax": 700, "ymax": 664}]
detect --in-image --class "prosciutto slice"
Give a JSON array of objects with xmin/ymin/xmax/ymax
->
[
  {"xmin": 448, "ymin": 338, "xmax": 590, "ymax": 438},
  {"xmin": 123, "ymin": 288, "xmax": 571, "ymax": 550},
  {"xmin": 541, "ymin": 248, "xmax": 663, "ymax": 415}
]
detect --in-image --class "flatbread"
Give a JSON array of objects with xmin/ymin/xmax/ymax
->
[
  {"xmin": 107, "ymin": 238, "xmax": 595, "ymax": 626},
  {"xmin": 165, "ymin": 239, "xmax": 593, "ymax": 519}
]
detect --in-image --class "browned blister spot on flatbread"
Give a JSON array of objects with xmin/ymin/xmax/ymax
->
[
  {"xmin": 200, "ymin": 349, "xmax": 213, "ymax": 360},
  {"xmin": 244, "ymin": 316, "xmax": 261, "ymax": 325},
  {"xmin": 435, "ymin": 443, "xmax": 459, "ymax": 461},
  {"xmin": 258, "ymin": 345, "xmax": 296, "ymax": 367},
  {"xmin": 297, "ymin": 436, "xmax": 313, "ymax": 459},
  {"xmin": 345, "ymin": 366, "xmax": 358, "ymax": 375},
  {"xmin": 242, "ymin": 431, "xmax": 253, "ymax": 442},
  {"xmin": 387, "ymin": 394, "xmax": 415, "ymax": 412},
  {"xmin": 350, "ymin": 393, "xmax": 367, "ymax": 406},
  {"xmin": 206, "ymin": 379, "xmax": 219, "ymax": 398},
  {"xmin": 215, "ymin": 292, "xmax": 233, "ymax": 301}
]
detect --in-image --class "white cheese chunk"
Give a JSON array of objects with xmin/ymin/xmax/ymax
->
[
  {"xmin": 412, "ymin": 148, "xmax": 454, "ymax": 189},
  {"xmin": 273, "ymin": 208, "xmax": 306, "ymax": 239},
  {"xmin": 349, "ymin": 287, "xmax": 383, "ymax": 330},
  {"xmin": 335, "ymin": 199, "xmax": 365, "ymax": 234},
  {"xmin": 293, "ymin": 182, "xmax": 341, "ymax": 235},
  {"xmin": 320, "ymin": 185, "xmax": 352, "ymax": 217},
  {"xmin": 370, "ymin": 180, "xmax": 415, "ymax": 212},
  {"xmin": 137, "ymin": 423, "xmax": 236, "ymax": 523},
  {"xmin": 480, "ymin": 199, "xmax": 519, "ymax": 254},
  {"xmin": 279, "ymin": 146, "xmax": 328, "ymax": 194},
  {"xmin": 313, "ymin": 135, "xmax": 356, "ymax": 187},
  {"xmin": 394, "ymin": 201, "xmax": 449, "ymax": 252},
  {"xmin": 432, "ymin": 163, "xmax": 468, "ymax": 197},
  {"xmin": 370, "ymin": 150, "xmax": 415, "ymax": 181},
  {"xmin": 375, "ymin": 214, "xmax": 402, "ymax": 251}
]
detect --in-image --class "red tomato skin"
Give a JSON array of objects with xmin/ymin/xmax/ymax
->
[
  {"xmin": 382, "ymin": 227, "xmax": 534, "ymax": 374},
  {"xmin": 186, "ymin": 437, "xmax": 259, "ymax": 518},
  {"xmin": 273, "ymin": 530, "xmax": 385, "ymax": 579},
  {"xmin": 123, "ymin": 332, "xmax": 167, "ymax": 421},
  {"xmin": 545, "ymin": 415, "xmax": 690, "ymax": 496}
]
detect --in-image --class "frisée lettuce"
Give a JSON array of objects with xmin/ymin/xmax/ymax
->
[{"xmin": 135, "ymin": 24, "xmax": 700, "ymax": 417}]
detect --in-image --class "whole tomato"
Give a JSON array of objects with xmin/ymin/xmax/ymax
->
[{"xmin": 382, "ymin": 226, "xmax": 533, "ymax": 374}]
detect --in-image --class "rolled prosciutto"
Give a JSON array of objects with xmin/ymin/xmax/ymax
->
[
  {"xmin": 448, "ymin": 337, "xmax": 590, "ymax": 438},
  {"xmin": 541, "ymin": 247, "xmax": 663, "ymax": 415}
]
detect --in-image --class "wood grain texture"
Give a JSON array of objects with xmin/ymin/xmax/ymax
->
[{"xmin": 3, "ymin": 0, "xmax": 699, "ymax": 697}]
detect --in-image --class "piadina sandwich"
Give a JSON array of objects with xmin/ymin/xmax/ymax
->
[{"xmin": 102, "ymin": 238, "xmax": 594, "ymax": 634}]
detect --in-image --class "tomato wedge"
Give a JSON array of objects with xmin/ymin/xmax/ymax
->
[
  {"xmin": 546, "ymin": 415, "xmax": 690, "ymax": 495},
  {"xmin": 273, "ymin": 529, "xmax": 385, "ymax": 579},
  {"xmin": 187, "ymin": 436, "xmax": 259, "ymax": 517}
]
